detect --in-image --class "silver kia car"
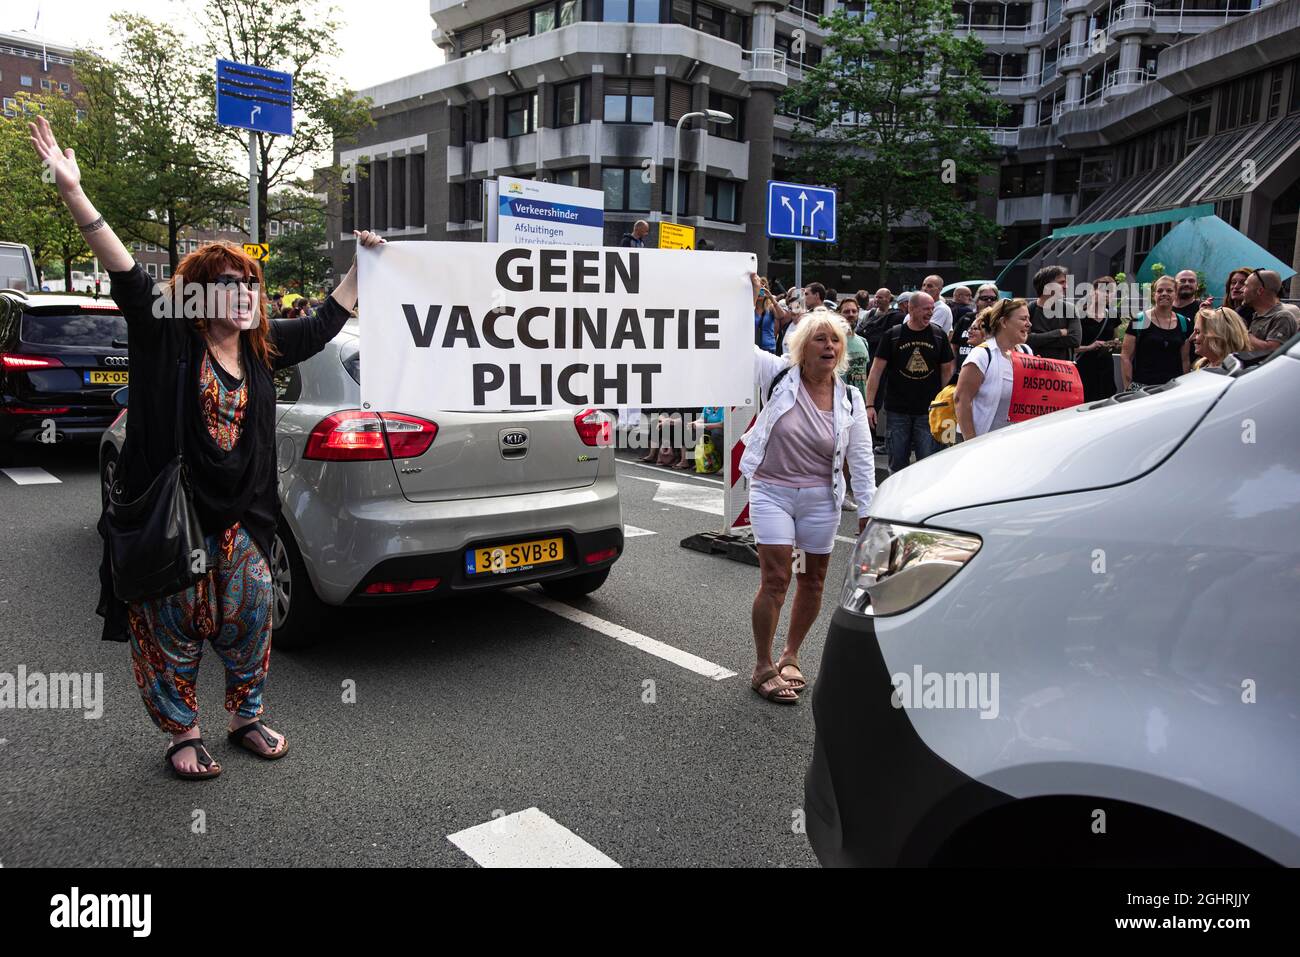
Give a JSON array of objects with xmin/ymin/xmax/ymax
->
[{"xmin": 99, "ymin": 320, "xmax": 623, "ymax": 647}]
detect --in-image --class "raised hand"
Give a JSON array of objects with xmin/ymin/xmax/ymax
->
[{"xmin": 28, "ymin": 114, "xmax": 81, "ymax": 198}]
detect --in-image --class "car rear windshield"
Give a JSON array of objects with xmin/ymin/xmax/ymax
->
[{"xmin": 21, "ymin": 310, "xmax": 128, "ymax": 347}]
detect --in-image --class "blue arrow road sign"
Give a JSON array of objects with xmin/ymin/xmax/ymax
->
[
  {"xmin": 766, "ymin": 180, "xmax": 836, "ymax": 243},
  {"xmin": 216, "ymin": 59, "xmax": 294, "ymax": 136}
]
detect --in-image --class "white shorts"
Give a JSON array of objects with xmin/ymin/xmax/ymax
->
[{"xmin": 748, "ymin": 481, "xmax": 839, "ymax": 555}]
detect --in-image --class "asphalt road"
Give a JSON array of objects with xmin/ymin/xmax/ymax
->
[{"xmin": 0, "ymin": 440, "xmax": 876, "ymax": 868}]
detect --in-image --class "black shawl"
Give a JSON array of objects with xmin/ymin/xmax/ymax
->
[{"xmin": 96, "ymin": 264, "xmax": 350, "ymax": 640}]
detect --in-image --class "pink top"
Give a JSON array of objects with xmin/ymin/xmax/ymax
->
[{"xmin": 753, "ymin": 383, "xmax": 836, "ymax": 488}]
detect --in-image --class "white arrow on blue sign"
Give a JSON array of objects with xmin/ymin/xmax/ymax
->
[
  {"xmin": 216, "ymin": 59, "xmax": 294, "ymax": 136},
  {"xmin": 766, "ymin": 180, "xmax": 836, "ymax": 243}
]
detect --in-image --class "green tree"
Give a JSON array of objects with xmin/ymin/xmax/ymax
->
[
  {"xmin": 783, "ymin": 1, "xmax": 1004, "ymax": 281},
  {"xmin": 74, "ymin": 17, "xmax": 242, "ymax": 274},
  {"xmin": 264, "ymin": 187, "xmax": 332, "ymax": 294},
  {"xmin": 196, "ymin": 0, "xmax": 373, "ymax": 244},
  {"xmin": 0, "ymin": 93, "xmax": 91, "ymax": 290}
]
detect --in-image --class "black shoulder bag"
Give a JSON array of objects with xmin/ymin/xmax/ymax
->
[{"xmin": 103, "ymin": 357, "xmax": 206, "ymax": 602}]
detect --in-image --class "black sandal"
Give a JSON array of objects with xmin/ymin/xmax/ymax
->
[
  {"xmin": 227, "ymin": 720, "xmax": 290, "ymax": 760},
  {"xmin": 164, "ymin": 737, "xmax": 222, "ymax": 780}
]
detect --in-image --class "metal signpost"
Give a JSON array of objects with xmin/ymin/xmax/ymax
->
[
  {"xmin": 765, "ymin": 180, "xmax": 836, "ymax": 291},
  {"xmin": 216, "ymin": 60, "xmax": 294, "ymax": 245}
]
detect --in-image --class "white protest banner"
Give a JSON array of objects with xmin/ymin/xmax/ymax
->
[{"xmin": 358, "ymin": 242, "xmax": 756, "ymax": 412}]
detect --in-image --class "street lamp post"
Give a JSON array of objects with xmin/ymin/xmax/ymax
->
[{"xmin": 670, "ymin": 109, "xmax": 733, "ymax": 225}]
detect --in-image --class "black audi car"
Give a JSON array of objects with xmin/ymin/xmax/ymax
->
[{"xmin": 0, "ymin": 289, "xmax": 127, "ymax": 444}]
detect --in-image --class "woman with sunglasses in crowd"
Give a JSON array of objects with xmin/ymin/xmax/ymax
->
[{"xmin": 30, "ymin": 115, "xmax": 386, "ymax": 781}]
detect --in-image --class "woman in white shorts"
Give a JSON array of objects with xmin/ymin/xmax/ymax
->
[{"xmin": 741, "ymin": 275, "xmax": 876, "ymax": 704}]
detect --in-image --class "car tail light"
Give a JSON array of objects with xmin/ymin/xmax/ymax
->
[
  {"xmin": 110, "ymin": 408, "xmax": 127, "ymax": 430},
  {"xmin": 363, "ymin": 578, "xmax": 441, "ymax": 595},
  {"xmin": 574, "ymin": 408, "xmax": 612, "ymax": 447},
  {"xmin": 2, "ymin": 353, "xmax": 63, "ymax": 370},
  {"xmin": 583, "ymin": 547, "xmax": 619, "ymax": 565},
  {"xmin": 303, "ymin": 410, "xmax": 438, "ymax": 461},
  {"xmin": 1, "ymin": 405, "xmax": 70, "ymax": 415},
  {"xmin": 377, "ymin": 412, "xmax": 439, "ymax": 459}
]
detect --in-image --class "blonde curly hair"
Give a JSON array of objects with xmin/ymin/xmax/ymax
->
[{"xmin": 785, "ymin": 307, "xmax": 852, "ymax": 376}]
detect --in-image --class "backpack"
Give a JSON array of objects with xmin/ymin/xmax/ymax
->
[
  {"xmin": 928, "ymin": 385, "xmax": 957, "ymax": 444},
  {"xmin": 858, "ymin": 309, "xmax": 902, "ymax": 355}
]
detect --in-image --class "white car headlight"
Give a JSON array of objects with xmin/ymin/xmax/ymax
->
[{"xmin": 840, "ymin": 520, "xmax": 981, "ymax": 616}]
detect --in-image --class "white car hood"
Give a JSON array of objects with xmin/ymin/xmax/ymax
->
[{"xmin": 871, "ymin": 371, "xmax": 1233, "ymax": 525}]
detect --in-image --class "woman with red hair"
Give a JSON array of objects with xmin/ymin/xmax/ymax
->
[{"xmin": 30, "ymin": 115, "xmax": 385, "ymax": 780}]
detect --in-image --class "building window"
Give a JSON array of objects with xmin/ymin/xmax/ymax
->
[
  {"xmin": 553, "ymin": 168, "xmax": 584, "ymax": 188},
  {"xmin": 269, "ymin": 220, "xmax": 281, "ymax": 236},
  {"xmin": 605, "ymin": 0, "xmax": 661, "ymax": 22},
  {"xmin": 1, "ymin": 98, "xmax": 16, "ymax": 117},
  {"xmin": 533, "ymin": 0, "xmax": 579, "ymax": 34},
  {"xmin": 602, "ymin": 167, "xmax": 652, "ymax": 211},
  {"xmin": 664, "ymin": 173, "xmax": 690, "ymax": 217},
  {"xmin": 132, "ymin": 241, "xmax": 142, "ymax": 252},
  {"xmin": 20, "ymin": 75, "xmax": 33, "ymax": 87},
  {"xmin": 673, "ymin": 1, "xmax": 745, "ymax": 46},
  {"xmin": 506, "ymin": 91, "xmax": 538, "ymax": 136},
  {"xmin": 75, "ymin": 109, "xmax": 85, "ymax": 122},
  {"xmin": 391, "ymin": 156, "xmax": 406, "ymax": 230},
  {"xmin": 604, "ymin": 78, "xmax": 654, "ymax": 123},
  {"xmin": 410, "ymin": 153, "xmax": 425, "ymax": 227},
  {"xmin": 1053, "ymin": 159, "xmax": 1080, "ymax": 195},
  {"xmin": 373, "ymin": 161, "xmax": 389, "ymax": 230},
  {"xmin": 705, "ymin": 176, "xmax": 739, "ymax": 222},
  {"xmin": 342, "ymin": 180, "xmax": 355, "ymax": 234},
  {"xmin": 146, "ymin": 242, "xmax": 158, "ymax": 252},
  {"xmin": 161, "ymin": 264, "xmax": 172, "ymax": 279},
  {"xmin": 667, "ymin": 81, "xmax": 693, "ymax": 124},
  {"xmin": 145, "ymin": 263, "xmax": 157, "ymax": 278},
  {"xmin": 40, "ymin": 78, "xmax": 51, "ymax": 90},
  {"xmin": 707, "ymin": 91, "xmax": 742, "ymax": 140},
  {"xmin": 555, "ymin": 79, "xmax": 588, "ymax": 127},
  {"xmin": 59, "ymin": 82, "xmax": 70, "ymax": 94},
  {"xmin": 466, "ymin": 179, "xmax": 484, "ymax": 220},
  {"xmin": 999, "ymin": 163, "xmax": 1046, "ymax": 198}
]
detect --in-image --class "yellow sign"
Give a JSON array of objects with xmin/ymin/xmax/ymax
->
[
  {"xmin": 243, "ymin": 243, "xmax": 270, "ymax": 261},
  {"xmin": 657, "ymin": 221, "xmax": 695, "ymax": 250}
]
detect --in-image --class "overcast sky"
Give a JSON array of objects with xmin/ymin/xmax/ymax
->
[{"xmin": 4, "ymin": 0, "xmax": 445, "ymax": 93}]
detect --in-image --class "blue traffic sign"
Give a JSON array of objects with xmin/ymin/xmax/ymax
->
[
  {"xmin": 766, "ymin": 180, "xmax": 836, "ymax": 243},
  {"xmin": 216, "ymin": 60, "xmax": 294, "ymax": 136}
]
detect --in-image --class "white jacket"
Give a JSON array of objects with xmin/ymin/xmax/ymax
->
[{"xmin": 740, "ymin": 346, "xmax": 876, "ymax": 519}]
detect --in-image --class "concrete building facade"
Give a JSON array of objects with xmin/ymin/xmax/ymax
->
[{"xmin": 329, "ymin": 0, "xmax": 1300, "ymax": 294}]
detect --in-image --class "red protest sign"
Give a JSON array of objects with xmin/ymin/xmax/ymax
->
[{"xmin": 1008, "ymin": 352, "xmax": 1084, "ymax": 422}]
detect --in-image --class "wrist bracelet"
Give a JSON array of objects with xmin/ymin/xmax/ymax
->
[{"xmin": 78, "ymin": 215, "xmax": 106, "ymax": 234}]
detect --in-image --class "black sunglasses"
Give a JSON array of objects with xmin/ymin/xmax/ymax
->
[{"xmin": 212, "ymin": 274, "xmax": 255, "ymax": 289}]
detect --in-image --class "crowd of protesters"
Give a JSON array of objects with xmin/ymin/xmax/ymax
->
[{"xmin": 729, "ymin": 264, "xmax": 1300, "ymax": 481}]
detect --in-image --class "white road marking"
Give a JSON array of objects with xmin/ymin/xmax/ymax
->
[
  {"xmin": 617, "ymin": 458, "xmax": 723, "ymax": 485},
  {"xmin": 509, "ymin": 586, "xmax": 737, "ymax": 681},
  {"xmin": 623, "ymin": 524, "xmax": 655, "ymax": 538},
  {"xmin": 624, "ymin": 474, "xmax": 722, "ymax": 516},
  {"xmin": 1, "ymin": 468, "xmax": 60, "ymax": 486},
  {"xmin": 835, "ymin": 535, "xmax": 857, "ymax": 545},
  {"xmin": 448, "ymin": 807, "xmax": 620, "ymax": 868}
]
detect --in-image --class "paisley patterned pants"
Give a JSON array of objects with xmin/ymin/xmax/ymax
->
[{"xmin": 126, "ymin": 524, "xmax": 272, "ymax": 733}]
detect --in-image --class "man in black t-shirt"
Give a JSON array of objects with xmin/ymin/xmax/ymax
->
[
  {"xmin": 865, "ymin": 292, "xmax": 954, "ymax": 474},
  {"xmin": 1173, "ymin": 269, "xmax": 1203, "ymax": 324}
]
